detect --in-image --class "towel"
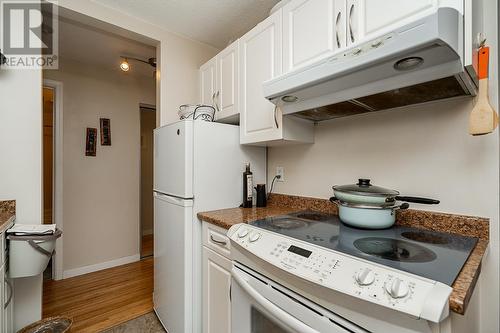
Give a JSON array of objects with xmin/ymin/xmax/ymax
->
[{"xmin": 7, "ymin": 224, "xmax": 56, "ymax": 235}]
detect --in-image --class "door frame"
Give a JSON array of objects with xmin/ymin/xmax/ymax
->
[{"xmin": 43, "ymin": 79, "xmax": 64, "ymax": 280}]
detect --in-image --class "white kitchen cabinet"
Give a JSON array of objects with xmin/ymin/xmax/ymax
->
[
  {"xmin": 1, "ymin": 229, "xmax": 13, "ymax": 333},
  {"xmin": 283, "ymin": 0, "xmax": 347, "ymax": 72},
  {"xmin": 0, "ymin": 262, "xmax": 4, "ymax": 333},
  {"xmin": 215, "ymin": 41, "xmax": 239, "ymax": 123},
  {"xmin": 202, "ymin": 246, "xmax": 232, "ymax": 333},
  {"xmin": 239, "ymin": 9, "xmax": 314, "ymax": 145},
  {"xmin": 2, "ymin": 265, "xmax": 13, "ymax": 333},
  {"xmin": 199, "ymin": 56, "xmax": 217, "ymax": 107},
  {"xmin": 350, "ymin": 0, "xmax": 438, "ymax": 44}
]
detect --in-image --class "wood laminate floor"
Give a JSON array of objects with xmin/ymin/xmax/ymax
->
[{"xmin": 43, "ymin": 258, "xmax": 154, "ymax": 332}]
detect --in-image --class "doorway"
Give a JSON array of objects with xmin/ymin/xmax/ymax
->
[
  {"xmin": 42, "ymin": 87, "xmax": 54, "ymax": 282},
  {"xmin": 42, "ymin": 80, "xmax": 64, "ymax": 282},
  {"xmin": 140, "ymin": 105, "xmax": 156, "ymax": 258},
  {"xmin": 43, "ymin": 87, "xmax": 54, "ymax": 226}
]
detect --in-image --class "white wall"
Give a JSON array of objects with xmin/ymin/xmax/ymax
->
[
  {"xmin": 0, "ymin": 68, "xmax": 43, "ymax": 329},
  {"xmin": 44, "ymin": 57, "xmax": 155, "ymax": 272},
  {"xmin": 268, "ymin": 3, "xmax": 499, "ymax": 332}
]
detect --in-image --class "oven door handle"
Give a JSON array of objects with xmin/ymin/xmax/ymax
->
[{"xmin": 232, "ymin": 268, "xmax": 320, "ymax": 333}]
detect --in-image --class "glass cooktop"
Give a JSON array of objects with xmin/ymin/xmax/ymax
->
[{"xmin": 250, "ymin": 211, "xmax": 478, "ymax": 286}]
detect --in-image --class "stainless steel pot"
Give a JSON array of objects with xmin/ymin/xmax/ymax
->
[
  {"xmin": 330, "ymin": 197, "xmax": 409, "ymax": 229},
  {"xmin": 332, "ymin": 179, "xmax": 440, "ymax": 206}
]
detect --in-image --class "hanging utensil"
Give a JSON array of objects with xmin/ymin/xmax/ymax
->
[{"xmin": 469, "ymin": 45, "xmax": 499, "ymax": 136}]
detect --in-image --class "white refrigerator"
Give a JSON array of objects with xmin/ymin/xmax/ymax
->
[{"xmin": 153, "ymin": 120, "xmax": 266, "ymax": 333}]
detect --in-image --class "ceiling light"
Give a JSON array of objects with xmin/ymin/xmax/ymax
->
[
  {"xmin": 120, "ymin": 58, "xmax": 130, "ymax": 72},
  {"xmin": 394, "ymin": 57, "xmax": 424, "ymax": 71}
]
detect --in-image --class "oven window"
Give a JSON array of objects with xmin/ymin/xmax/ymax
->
[{"xmin": 251, "ymin": 306, "xmax": 289, "ymax": 333}]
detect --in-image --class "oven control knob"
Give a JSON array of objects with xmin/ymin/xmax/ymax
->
[
  {"xmin": 355, "ymin": 268, "xmax": 375, "ymax": 286},
  {"xmin": 385, "ymin": 278, "xmax": 409, "ymax": 299},
  {"xmin": 248, "ymin": 232, "xmax": 261, "ymax": 243},
  {"xmin": 237, "ymin": 228, "xmax": 249, "ymax": 238}
]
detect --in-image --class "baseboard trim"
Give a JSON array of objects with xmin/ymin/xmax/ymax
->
[{"xmin": 63, "ymin": 254, "xmax": 140, "ymax": 279}]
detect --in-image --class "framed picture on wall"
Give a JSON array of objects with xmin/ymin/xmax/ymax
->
[
  {"xmin": 100, "ymin": 118, "xmax": 111, "ymax": 146},
  {"xmin": 85, "ymin": 127, "xmax": 97, "ymax": 156}
]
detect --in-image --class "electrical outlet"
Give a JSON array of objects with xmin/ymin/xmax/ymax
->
[{"xmin": 276, "ymin": 166, "xmax": 285, "ymax": 182}]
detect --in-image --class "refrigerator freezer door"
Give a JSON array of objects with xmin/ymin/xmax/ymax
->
[
  {"xmin": 154, "ymin": 192, "xmax": 194, "ymax": 333},
  {"xmin": 154, "ymin": 120, "xmax": 194, "ymax": 198}
]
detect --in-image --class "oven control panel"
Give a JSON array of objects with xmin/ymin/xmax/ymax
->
[{"xmin": 228, "ymin": 224, "xmax": 452, "ymax": 323}]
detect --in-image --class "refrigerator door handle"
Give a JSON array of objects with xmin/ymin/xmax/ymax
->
[{"xmin": 154, "ymin": 192, "xmax": 193, "ymax": 207}]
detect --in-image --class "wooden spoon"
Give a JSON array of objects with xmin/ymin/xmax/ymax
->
[{"xmin": 469, "ymin": 46, "xmax": 499, "ymax": 136}]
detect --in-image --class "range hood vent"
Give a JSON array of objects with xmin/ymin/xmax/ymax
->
[
  {"xmin": 263, "ymin": 8, "xmax": 479, "ymax": 122},
  {"xmin": 293, "ymin": 75, "xmax": 472, "ymax": 122}
]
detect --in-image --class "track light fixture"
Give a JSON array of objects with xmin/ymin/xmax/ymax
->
[{"xmin": 119, "ymin": 56, "xmax": 156, "ymax": 72}]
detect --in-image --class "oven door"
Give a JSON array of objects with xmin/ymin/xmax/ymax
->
[{"xmin": 231, "ymin": 264, "xmax": 368, "ymax": 333}]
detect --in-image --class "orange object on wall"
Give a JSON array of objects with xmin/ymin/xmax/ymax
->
[{"xmin": 478, "ymin": 46, "xmax": 490, "ymax": 80}]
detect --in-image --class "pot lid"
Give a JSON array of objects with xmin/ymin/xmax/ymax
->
[{"xmin": 332, "ymin": 179, "xmax": 399, "ymax": 197}]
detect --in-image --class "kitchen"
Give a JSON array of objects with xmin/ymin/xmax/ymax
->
[{"xmin": 0, "ymin": 0, "xmax": 498, "ymax": 333}]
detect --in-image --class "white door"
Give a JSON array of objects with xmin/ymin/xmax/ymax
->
[
  {"xmin": 283, "ymin": 0, "xmax": 346, "ymax": 73},
  {"xmin": 216, "ymin": 41, "xmax": 239, "ymax": 122},
  {"xmin": 200, "ymin": 56, "xmax": 217, "ymax": 107},
  {"xmin": 350, "ymin": 0, "xmax": 437, "ymax": 44},
  {"xmin": 239, "ymin": 9, "xmax": 283, "ymax": 145},
  {"xmin": 154, "ymin": 193, "xmax": 194, "ymax": 333},
  {"xmin": 231, "ymin": 265, "xmax": 365, "ymax": 333},
  {"xmin": 154, "ymin": 121, "xmax": 193, "ymax": 198},
  {"xmin": 202, "ymin": 247, "xmax": 232, "ymax": 333}
]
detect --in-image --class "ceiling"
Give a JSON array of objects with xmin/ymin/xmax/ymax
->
[
  {"xmin": 56, "ymin": 17, "xmax": 157, "ymax": 76},
  {"xmin": 90, "ymin": 0, "xmax": 281, "ymax": 49}
]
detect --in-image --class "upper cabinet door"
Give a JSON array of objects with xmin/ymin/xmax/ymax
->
[
  {"xmin": 283, "ymin": 0, "xmax": 346, "ymax": 73},
  {"xmin": 239, "ymin": 10, "xmax": 283, "ymax": 144},
  {"xmin": 350, "ymin": 0, "xmax": 437, "ymax": 44},
  {"xmin": 199, "ymin": 56, "xmax": 217, "ymax": 107},
  {"xmin": 215, "ymin": 41, "xmax": 239, "ymax": 122}
]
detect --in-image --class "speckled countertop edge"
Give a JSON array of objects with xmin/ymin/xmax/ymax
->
[
  {"xmin": 197, "ymin": 193, "xmax": 489, "ymax": 315},
  {"xmin": 0, "ymin": 200, "xmax": 16, "ymax": 233}
]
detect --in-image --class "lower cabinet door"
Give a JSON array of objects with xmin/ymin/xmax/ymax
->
[
  {"xmin": 203, "ymin": 246, "xmax": 232, "ymax": 333},
  {"xmin": 0, "ymin": 263, "xmax": 5, "ymax": 333},
  {"xmin": 4, "ymin": 276, "xmax": 13, "ymax": 333}
]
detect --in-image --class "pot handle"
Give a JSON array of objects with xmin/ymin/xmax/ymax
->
[
  {"xmin": 329, "ymin": 196, "xmax": 339, "ymax": 203},
  {"xmin": 394, "ymin": 196, "xmax": 440, "ymax": 205},
  {"xmin": 398, "ymin": 203, "xmax": 410, "ymax": 210}
]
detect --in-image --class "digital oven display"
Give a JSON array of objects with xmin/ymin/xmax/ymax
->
[{"xmin": 287, "ymin": 245, "xmax": 312, "ymax": 258}]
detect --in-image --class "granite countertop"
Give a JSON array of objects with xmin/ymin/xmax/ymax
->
[
  {"xmin": 0, "ymin": 200, "xmax": 16, "ymax": 233},
  {"xmin": 198, "ymin": 194, "xmax": 489, "ymax": 315}
]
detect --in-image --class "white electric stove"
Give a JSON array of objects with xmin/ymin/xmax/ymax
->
[{"xmin": 228, "ymin": 211, "xmax": 476, "ymax": 333}]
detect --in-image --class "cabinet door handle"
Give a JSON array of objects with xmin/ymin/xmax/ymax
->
[
  {"xmin": 348, "ymin": 3, "xmax": 355, "ymax": 43},
  {"xmin": 336, "ymin": 11, "xmax": 342, "ymax": 49},
  {"xmin": 274, "ymin": 105, "xmax": 279, "ymax": 129},
  {"xmin": 214, "ymin": 91, "xmax": 220, "ymax": 112},
  {"xmin": 210, "ymin": 234, "xmax": 227, "ymax": 246},
  {"xmin": 4, "ymin": 277, "xmax": 13, "ymax": 309}
]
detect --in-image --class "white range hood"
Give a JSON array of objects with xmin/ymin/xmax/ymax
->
[{"xmin": 263, "ymin": 7, "xmax": 480, "ymax": 121}]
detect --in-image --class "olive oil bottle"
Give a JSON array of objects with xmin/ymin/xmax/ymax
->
[{"xmin": 242, "ymin": 163, "xmax": 253, "ymax": 208}]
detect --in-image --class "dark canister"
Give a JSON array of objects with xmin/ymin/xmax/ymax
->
[{"xmin": 255, "ymin": 184, "xmax": 267, "ymax": 207}]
